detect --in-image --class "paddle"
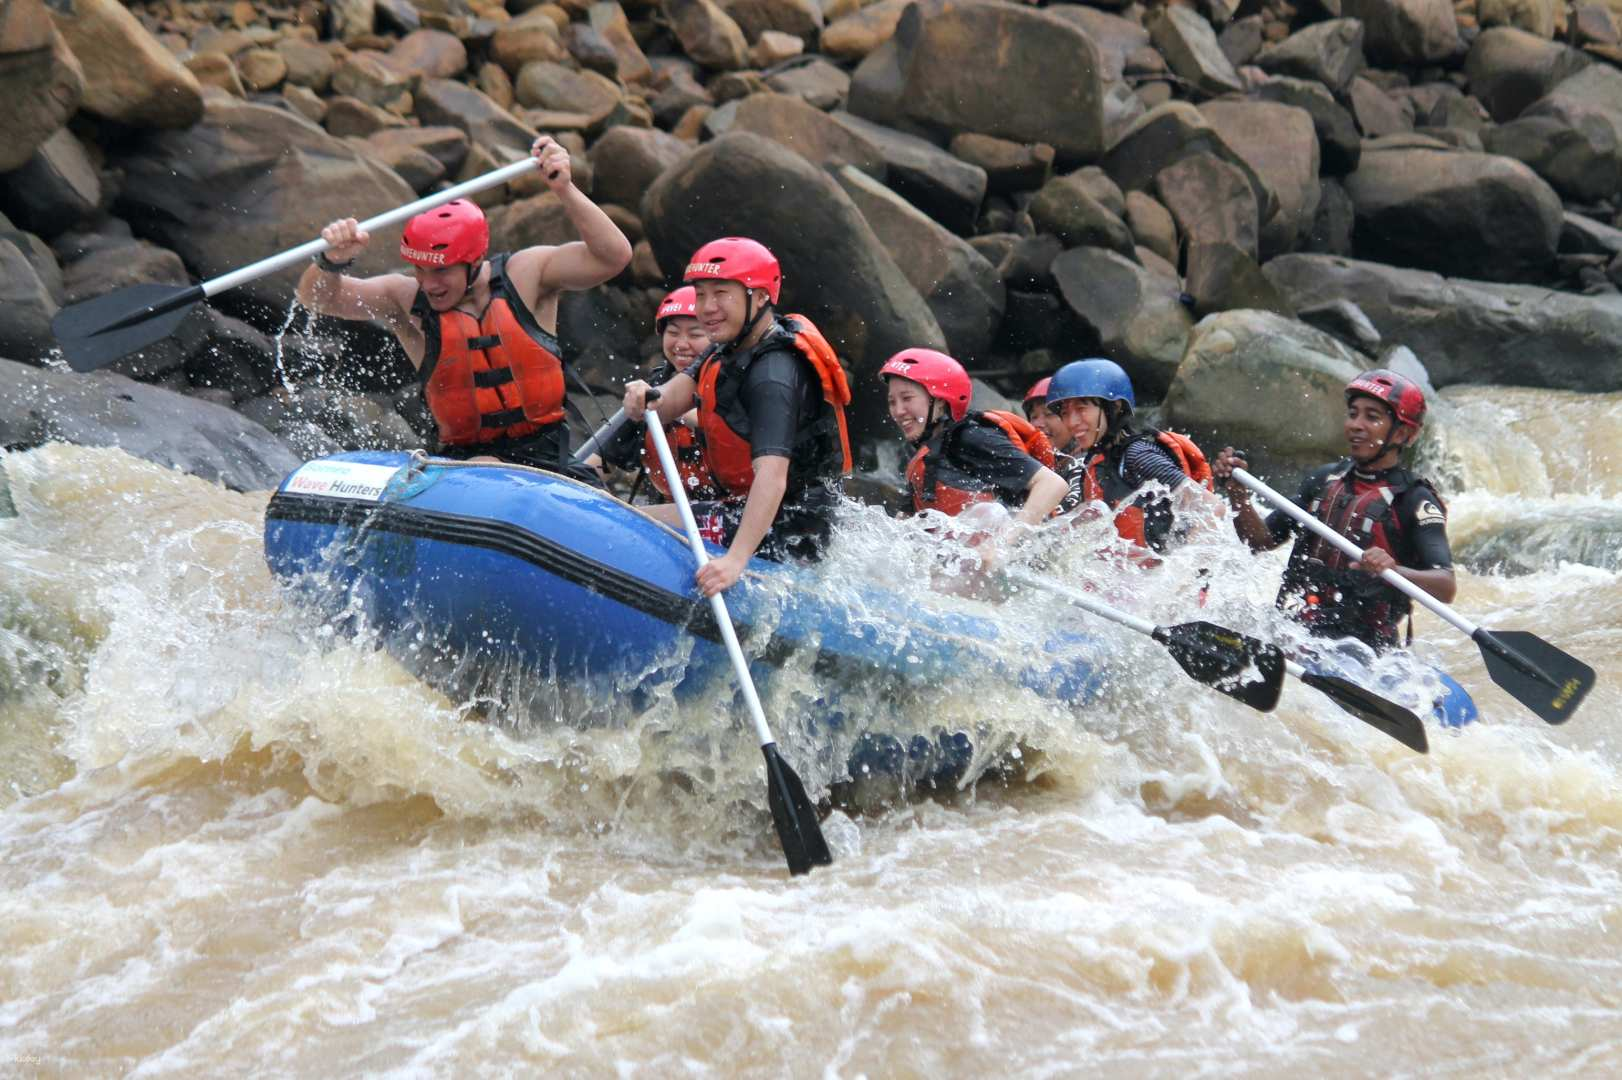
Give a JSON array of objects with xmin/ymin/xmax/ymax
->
[
  {"xmin": 642, "ymin": 390, "xmax": 831, "ymax": 875},
  {"xmin": 1009, "ymin": 571, "xmax": 1284, "ymax": 713},
  {"xmin": 1283, "ymin": 659, "xmax": 1428, "ymax": 753},
  {"xmin": 1232, "ymin": 468, "xmax": 1595, "ymax": 724},
  {"xmin": 51, "ymin": 156, "xmax": 543, "ymax": 373},
  {"xmin": 571, "ymin": 407, "xmax": 628, "ymax": 465}
]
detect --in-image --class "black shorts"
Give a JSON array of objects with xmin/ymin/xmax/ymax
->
[
  {"xmin": 436, "ymin": 425, "xmax": 603, "ymax": 487},
  {"xmin": 692, "ymin": 483, "xmax": 840, "ymax": 563}
]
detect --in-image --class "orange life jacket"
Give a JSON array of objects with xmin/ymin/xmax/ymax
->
[
  {"xmin": 906, "ymin": 410, "xmax": 1055, "ymax": 516},
  {"xmin": 1079, "ymin": 430, "xmax": 1212, "ymax": 547},
  {"xmin": 412, "ymin": 253, "xmax": 566, "ymax": 446},
  {"xmin": 695, "ymin": 313, "xmax": 853, "ymax": 497},
  {"xmin": 642, "ymin": 421, "xmax": 716, "ymax": 500}
]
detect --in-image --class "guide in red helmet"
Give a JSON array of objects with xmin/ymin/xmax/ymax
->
[
  {"xmin": 293, "ymin": 135, "xmax": 633, "ymax": 479},
  {"xmin": 583, "ymin": 287, "xmax": 716, "ymax": 502},
  {"xmin": 1212, "ymin": 368, "xmax": 1458, "ymax": 652},
  {"xmin": 881, "ymin": 349, "xmax": 1067, "ymax": 536},
  {"xmin": 622, "ymin": 237, "xmax": 853, "ymax": 597}
]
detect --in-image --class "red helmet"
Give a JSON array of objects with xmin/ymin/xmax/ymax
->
[
  {"xmin": 1346, "ymin": 368, "xmax": 1426, "ymax": 431},
  {"xmin": 684, "ymin": 237, "xmax": 781, "ymax": 304},
  {"xmin": 1023, "ymin": 377, "xmax": 1051, "ymax": 407},
  {"xmin": 400, "ymin": 199, "xmax": 488, "ymax": 267},
  {"xmin": 655, "ymin": 286, "xmax": 698, "ymax": 330},
  {"xmin": 880, "ymin": 348, "xmax": 972, "ymax": 422}
]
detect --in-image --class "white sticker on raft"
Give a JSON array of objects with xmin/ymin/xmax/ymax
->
[{"xmin": 284, "ymin": 460, "xmax": 403, "ymax": 501}]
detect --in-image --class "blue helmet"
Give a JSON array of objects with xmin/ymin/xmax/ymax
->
[{"xmin": 1046, "ymin": 359, "xmax": 1135, "ymax": 410}]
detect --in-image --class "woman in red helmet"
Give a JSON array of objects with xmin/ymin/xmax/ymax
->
[
  {"xmin": 1212, "ymin": 369, "xmax": 1457, "ymax": 652},
  {"xmin": 883, "ymin": 349, "xmax": 1067, "ymax": 528},
  {"xmin": 622, "ymin": 237, "xmax": 853, "ymax": 597},
  {"xmin": 585, "ymin": 286, "xmax": 715, "ymax": 500},
  {"xmin": 294, "ymin": 135, "xmax": 632, "ymax": 477}
]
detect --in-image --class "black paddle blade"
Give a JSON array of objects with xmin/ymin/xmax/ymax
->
[
  {"xmin": 762, "ymin": 743, "xmax": 831, "ymax": 876},
  {"xmin": 51, "ymin": 283, "xmax": 206, "ymax": 372},
  {"xmin": 1152, "ymin": 621, "xmax": 1285, "ymax": 712},
  {"xmin": 1298, "ymin": 671, "xmax": 1428, "ymax": 753},
  {"xmin": 1475, "ymin": 628, "xmax": 1595, "ymax": 725}
]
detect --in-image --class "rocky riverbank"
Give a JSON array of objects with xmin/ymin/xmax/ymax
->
[{"xmin": 3, "ymin": 0, "xmax": 1621, "ymax": 482}]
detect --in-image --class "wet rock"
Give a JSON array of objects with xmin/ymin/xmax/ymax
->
[
  {"xmin": 1263, "ymin": 253, "xmax": 1622, "ymax": 390},
  {"xmin": 1185, "ymin": 242, "xmax": 1290, "ymax": 316},
  {"xmin": 588, "ymin": 126, "xmax": 693, "ymax": 211},
  {"xmin": 50, "ymin": 0, "xmax": 204, "ymax": 128},
  {"xmin": 726, "ymin": 92, "xmax": 887, "ymax": 176},
  {"xmin": 0, "ymin": 358, "xmax": 302, "ymax": 491},
  {"xmin": 1162, "ymin": 309, "xmax": 1366, "ymax": 467},
  {"xmin": 1199, "ymin": 99, "xmax": 1321, "ymax": 258},
  {"xmin": 1046, "ymin": 6, "xmax": 1151, "ymax": 81},
  {"xmin": 1482, "ymin": 111, "xmax": 1621, "ymax": 203},
  {"xmin": 1124, "ymin": 190, "xmax": 1178, "ymax": 266},
  {"xmin": 0, "ymin": 240, "xmax": 57, "ymax": 362},
  {"xmin": 764, "ymin": 56, "xmax": 848, "ymax": 109},
  {"xmin": 822, "ymin": 0, "xmax": 908, "ymax": 61},
  {"xmin": 60, "ymin": 239, "xmax": 189, "ymax": 307},
  {"xmin": 643, "ymin": 131, "xmax": 945, "ymax": 442},
  {"xmin": 1149, "ymin": 4, "xmax": 1245, "ymax": 98},
  {"xmin": 1343, "ymin": 146, "xmax": 1563, "ymax": 282},
  {"xmin": 948, "ymin": 133, "xmax": 1054, "ymax": 196},
  {"xmin": 1028, "ymin": 173, "xmax": 1135, "ymax": 255},
  {"xmin": 667, "ymin": 0, "xmax": 750, "ymax": 70},
  {"xmin": 831, "ymin": 113, "xmax": 987, "ymax": 235},
  {"xmin": 836, "ymin": 165, "xmax": 1004, "ymax": 360},
  {"xmin": 1254, "ymin": 77, "xmax": 1362, "ymax": 175},
  {"xmin": 1340, "ymin": 0, "xmax": 1460, "ymax": 66},
  {"xmin": 883, "ymin": 2, "xmax": 1107, "ymax": 162},
  {"xmin": 1254, "ymin": 18, "xmax": 1365, "ymax": 93},
  {"xmin": 1345, "ymin": 74, "xmax": 1412, "ymax": 136},
  {"xmin": 589, "ymin": 2, "xmax": 654, "ymax": 85},
  {"xmin": 112, "ymin": 98, "xmax": 417, "ymax": 314},
  {"xmin": 1101, "ymin": 102, "xmax": 1279, "ymax": 225},
  {"xmin": 1051, "ymin": 247, "xmax": 1193, "ymax": 395},
  {"xmin": 0, "ymin": 0, "xmax": 83, "ymax": 172},
  {"xmin": 1516, "ymin": 65, "xmax": 1622, "ymax": 202},
  {"xmin": 1155, "ymin": 153, "xmax": 1259, "ymax": 258},
  {"xmin": 1560, "ymin": 211, "xmax": 1622, "ymax": 258},
  {"xmin": 996, "ymin": 233, "xmax": 1063, "ymax": 290},
  {"xmin": 1297, "ymin": 297, "xmax": 1382, "ymax": 354},
  {"xmin": 0, "ymin": 128, "xmax": 102, "ymax": 240}
]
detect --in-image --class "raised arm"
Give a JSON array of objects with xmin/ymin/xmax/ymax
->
[
  {"xmin": 508, "ymin": 136, "xmax": 633, "ymax": 295},
  {"xmin": 294, "ymin": 217, "xmax": 415, "ymax": 325}
]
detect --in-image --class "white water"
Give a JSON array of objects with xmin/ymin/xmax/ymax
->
[{"xmin": 2, "ymin": 386, "xmax": 1620, "ymax": 1075}]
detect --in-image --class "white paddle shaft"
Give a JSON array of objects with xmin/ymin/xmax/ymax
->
[
  {"xmin": 1008, "ymin": 571, "xmax": 1156, "ymax": 638},
  {"xmin": 645, "ymin": 414, "xmax": 778, "ymax": 751},
  {"xmin": 201, "ymin": 157, "xmax": 542, "ymax": 298}
]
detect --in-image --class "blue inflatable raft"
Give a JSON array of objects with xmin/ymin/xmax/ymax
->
[{"xmin": 261, "ymin": 452, "xmax": 1112, "ymax": 788}]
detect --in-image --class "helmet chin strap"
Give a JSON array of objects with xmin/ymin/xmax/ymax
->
[{"xmin": 723, "ymin": 289, "xmax": 770, "ymax": 350}]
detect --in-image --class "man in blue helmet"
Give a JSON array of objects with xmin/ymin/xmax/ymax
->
[{"xmin": 1046, "ymin": 359, "xmax": 1218, "ymax": 551}]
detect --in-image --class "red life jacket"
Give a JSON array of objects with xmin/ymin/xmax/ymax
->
[
  {"xmin": 906, "ymin": 410, "xmax": 1055, "ymax": 516},
  {"xmin": 1077, "ymin": 430, "xmax": 1212, "ymax": 546},
  {"xmin": 1281, "ymin": 465, "xmax": 1441, "ymax": 648},
  {"xmin": 695, "ymin": 313, "xmax": 853, "ymax": 497},
  {"xmin": 412, "ymin": 253, "xmax": 566, "ymax": 446},
  {"xmin": 642, "ymin": 421, "xmax": 716, "ymax": 500}
]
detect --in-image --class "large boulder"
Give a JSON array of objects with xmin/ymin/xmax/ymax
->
[
  {"xmin": 1253, "ymin": 77, "xmax": 1362, "ymax": 176},
  {"xmin": 49, "ymin": 0, "xmax": 204, "ymax": 129},
  {"xmin": 0, "ymin": 1, "xmax": 84, "ymax": 172},
  {"xmin": 1342, "ymin": 146, "xmax": 1562, "ymax": 283},
  {"xmin": 642, "ymin": 132, "xmax": 945, "ymax": 443},
  {"xmin": 831, "ymin": 112, "xmax": 988, "ymax": 235},
  {"xmin": 1198, "ymin": 99, "xmax": 1321, "ymax": 257},
  {"xmin": 0, "ymin": 239, "xmax": 57, "ymax": 362},
  {"xmin": 877, "ymin": 1, "xmax": 1107, "ymax": 162},
  {"xmin": 717, "ymin": 0, "xmax": 824, "ymax": 42},
  {"xmin": 111, "ymin": 99, "xmax": 418, "ymax": 314},
  {"xmin": 1148, "ymin": 4, "xmax": 1244, "ymax": 98},
  {"xmin": 835, "ymin": 166, "xmax": 1004, "ymax": 360},
  {"xmin": 414, "ymin": 77, "xmax": 540, "ymax": 160},
  {"xmin": 1155, "ymin": 154, "xmax": 1259, "ymax": 257},
  {"xmin": 1254, "ymin": 18, "xmax": 1365, "ymax": 94},
  {"xmin": 0, "ymin": 359, "xmax": 302, "ymax": 492},
  {"xmin": 1516, "ymin": 65, "xmax": 1622, "ymax": 202},
  {"xmin": 666, "ymin": 0, "xmax": 751, "ymax": 70},
  {"xmin": 1464, "ymin": 27, "xmax": 1590, "ymax": 122},
  {"xmin": 589, "ymin": 2, "xmax": 655, "ymax": 85},
  {"xmin": 1482, "ymin": 112, "xmax": 1622, "ymax": 203},
  {"xmin": 1029, "ymin": 172, "xmax": 1135, "ymax": 254},
  {"xmin": 1263, "ymin": 253, "xmax": 1622, "ymax": 391},
  {"xmin": 725, "ymin": 92, "xmax": 887, "ymax": 176},
  {"xmin": 1100, "ymin": 102, "xmax": 1279, "ymax": 225},
  {"xmin": 587, "ymin": 126, "xmax": 693, "ymax": 211},
  {"xmin": 1339, "ymin": 0, "xmax": 1461, "ymax": 66},
  {"xmin": 1161, "ymin": 309, "xmax": 1367, "ymax": 470},
  {"xmin": 0, "ymin": 127, "xmax": 102, "ymax": 239},
  {"xmin": 1051, "ymin": 247, "xmax": 1193, "ymax": 395}
]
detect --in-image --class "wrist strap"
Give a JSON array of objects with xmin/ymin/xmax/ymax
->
[{"xmin": 314, "ymin": 252, "xmax": 354, "ymax": 273}]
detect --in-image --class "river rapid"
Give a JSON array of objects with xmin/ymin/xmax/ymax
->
[{"xmin": 2, "ymin": 387, "xmax": 1620, "ymax": 1078}]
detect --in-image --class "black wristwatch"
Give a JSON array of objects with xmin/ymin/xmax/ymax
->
[{"xmin": 314, "ymin": 252, "xmax": 354, "ymax": 273}]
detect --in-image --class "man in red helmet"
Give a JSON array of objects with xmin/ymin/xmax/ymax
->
[
  {"xmin": 294, "ymin": 135, "xmax": 632, "ymax": 477},
  {"xmin": 1211, "ymin": 369, "xmax": 1457, "ymax": 652},
  {"xmin": 622, "ymin": 237, "xmax": 853, "ymax": 597}
]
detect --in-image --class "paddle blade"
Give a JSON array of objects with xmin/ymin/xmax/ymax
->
[
  {"xmin": 762, "ymin": 743, "xmax": 831, "ymax": 876},
  {"xmin": 1153, "ymin": 621, "xmax": 1285, "ymax": 712},
  {"xmin": 1298, "ymin": 671, "xmax": 1428, "ymax": 753},
  {"xmin": 1475, "ymin": 629, "xmax": 1595, "ymax": 725},
  {"xmin": 51, "ymin": 283, "xmax": 206, "ymax": 372}
]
